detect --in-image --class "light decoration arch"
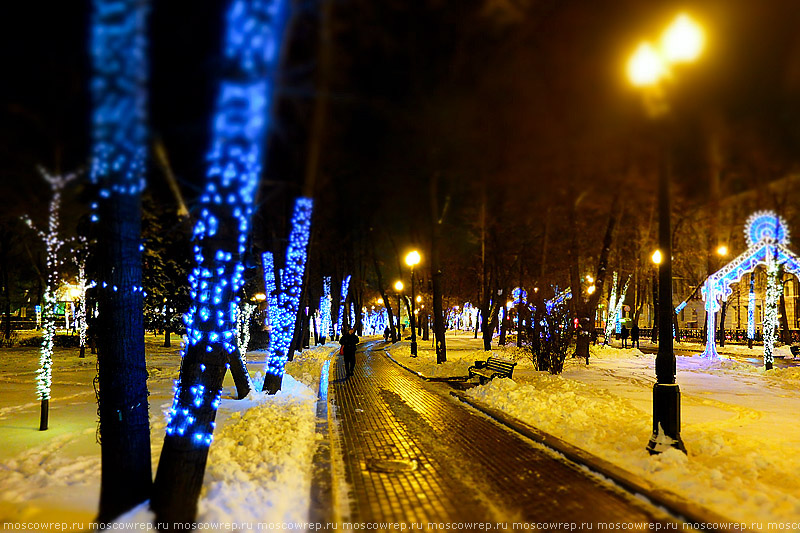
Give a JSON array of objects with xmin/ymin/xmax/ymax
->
[{"xmin": 701, "ymin": 211, "xmax": 800, "ymax": 365}]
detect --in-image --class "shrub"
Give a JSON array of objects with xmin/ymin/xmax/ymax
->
[
  {"xmin": 525, "ymin": 299, "xmax": 571, "ymax": 374},
  {"xmin": 18, "ymin": 334, "xmax": 80, "ymax": 348}
]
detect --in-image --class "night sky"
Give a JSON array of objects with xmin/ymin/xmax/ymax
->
[{"xmin": 3, "ymin": 0, "xmax": 800, "ymax": 286}]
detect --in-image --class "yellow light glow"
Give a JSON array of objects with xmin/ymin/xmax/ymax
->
[
  {"xmin": 67, "ymin": 286, "xmax": 82, "ymax": 301},
  {"xmin": 533, "ymin": 287, "xmax": 539, "ymax": 293},
  {"xmin": 253, "ymin": 293, "xmax": 266, "ymax": 301},
  {"xmin": 652, "ymin": 250, "xmax": 662, "ymax": 264},
  {"xmin": 716, "ymin": 245, "xmax": 728, "ymax": 256},
  {"xmin": 394, "ymin": 281, "xmax": 404, "ymax": 291},
  {"xmin": 416, "ymin": 295, "xmax": 422, "ymax": 303},
  {"xmin": 586, "ymin": 275, "xmax": 594, "ymax": 284},
  {"xmin": 587, "ymin": 285, "xmax": 596, "ymax": 295},
  {"xmin": 661, "ymin": 13, "xmax": 704, "ymax": 64},
  {"xmin": 405, "ymin": 250, "xmax": 421, "ymax": 267},
  {"xmin": 627, "ymin": 42, "xmax": 666, "ymax": 87}
]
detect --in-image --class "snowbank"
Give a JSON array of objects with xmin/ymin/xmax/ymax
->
[{"xmin": 0, "ymin": 335, "xmax": 336, "ymax": 530}]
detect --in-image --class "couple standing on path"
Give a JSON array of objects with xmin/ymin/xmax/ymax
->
[
  {"xmin": 620, "ymin": 324, "xmax": 640, "ymax": 348},
  {"xmin": 339, "ymin": 328, "xmax": 359, "ymax": 377}
]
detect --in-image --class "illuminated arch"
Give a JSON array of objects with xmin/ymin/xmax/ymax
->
[{"xmin": 702, "ymin": 211, "xmax": 800, "ymax": 367}]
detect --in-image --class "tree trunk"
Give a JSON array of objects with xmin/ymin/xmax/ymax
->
[
  {"xmin": 571, "ymin": 193, "xmax": 620, "ymax": 362},
  {"xmin": 430, "ymin": 174, "xmax": 447, "ymax": 364},
  {"xmin": 227, "ymin": 350, "xmax": 251, "ymax": 399},
  {"xmin": 1, "ymin": 232, "xmax": 10, "ymax": 341},
  {"xmin": 90, "ymin": 0, "xmax": 151, "ymax": 520},
  {"xmin": 95, "ymin": 194, "xmax": 151, "ymax": 522},
  {"xmin": 164, "ymin": 329, "xmax": 171, "ymax": 348},
  {"xmin": 482, "ymin": 300, "xmax": 501, "ymax": 351},
  {"xmin": 779, "ymin": 272, "xmax": 790, "ymax": 344},
  {"xmin": 499, "ymin": 306, "xmax": 507, "ymax": 346},
  {"xmin": 718, "ymin": 301, "xmax": 727, "ymax": 347},
  {"xmin": 371, "ymin": 233, "xmax": 397, "ymax": 342},
  {"xmin": 152, "ymin": 0, "xmax": 291, "ymax": 520}
]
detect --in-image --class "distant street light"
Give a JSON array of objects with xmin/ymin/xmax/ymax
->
[
  {"xmin": 716, "ymin": 245, "xmax": 728, "ymax": 256},
  {"xmin": 627, "ymin": 12, "xmax": 705, "ymax": 456},
  {"xmin": 405, "ymin": 251, "xmax": 421, "ymax": 356},
  {"xmin": 652, "ymin": 250, "xmax": 662, "ymax": 264}
]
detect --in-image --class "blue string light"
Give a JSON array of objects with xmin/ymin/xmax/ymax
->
[
  {"xmin": 166, "ymin": 0, "xmax": 291, "ymax": 446},
  {"xmin": 89, "ymin": 0, "xmax": 149, "ymax": 307},
  {"xmin": 261, "ymin": 198, "xmax": 313, "ymax": 389},
  {"xmin": 90, "ymin": 0, "xmax": 148, "ymax": 198},
  {"xmin": 747, "ymin": 273, "xmax": 755, "ymax": 341},
  {"xmin": 321, "ymin": 276, "xmax": 332, "ymax": 339},
  {"xmin": 336, "ymin": 275, "xmax": 351, "ymax": 336}
]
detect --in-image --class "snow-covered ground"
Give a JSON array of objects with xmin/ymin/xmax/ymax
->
[
  {"xmin": 388, "ymin": 332, "xmax": 800, "ymax": 525},
  {"xmin": 0, "ymin": 333, "xmax": 335, "ymax": 529}
]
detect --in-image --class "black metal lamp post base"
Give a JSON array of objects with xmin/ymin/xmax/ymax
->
[{"xmin": 647, "ymin": 383, "xmax": 686, "ymax": 455}]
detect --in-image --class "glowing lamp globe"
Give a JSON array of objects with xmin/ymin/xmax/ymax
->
[
  {"xmin": 627, "ymin": 42, "xmax": 666, "ymax": 87},
  {"xmin": 405, "ymin": 250, "xmax": 421, "ymax": 267},
  {"xmin": 652, "ymin": 250, "xmax": 662, "ymax": 264},
  {"xmin": 661, "ymin": 14, "xmax": 704, "ymax": 64}
]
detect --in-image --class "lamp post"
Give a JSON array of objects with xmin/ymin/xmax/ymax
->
[
  {"xmin": 405, "ymin": 250, "xmax": 421, "ymax": 356},
  {"xmin": 651, "ymin": 250, "xmax": 661, "ymax": 344},
  {"xmin": 394, "ymin": 280, "xmax": 404, "ymax": 342},
  {"xmin": 627, "ymin": 12, "xmax": 704, "ymax": 455}
]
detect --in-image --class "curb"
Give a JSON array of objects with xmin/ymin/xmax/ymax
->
[
  {"xmin": 450, "ymin": 390, "xmax": 750, "ymax": 533},
  {"xmin": 383, "ymin": 349, "xmax": 468, "ymax": 382},
  {"xmin": 309, "ymin": 350, "xmax": 337, "ymax": 524}
]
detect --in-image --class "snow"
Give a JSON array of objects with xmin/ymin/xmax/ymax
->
[
  {"xmin": 387, "ymin": 333, "xmax": 800, "ymax": 524},
  {"xmin": 6, "ymin": 327, "xmax": 800, "ymax": 527},
  {"xmin": 0, "ymin": 334, "xmax": 335, "ymax": 530}
]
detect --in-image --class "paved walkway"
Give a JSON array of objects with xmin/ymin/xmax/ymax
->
[{"xmin": 328, "ymin": 341, "xmax": 679, "ymax": 528}]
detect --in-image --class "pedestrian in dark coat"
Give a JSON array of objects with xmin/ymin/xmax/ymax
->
[
  {"xmin": 339, "ymin": 328, "xmax": 360, "ymax": 377},
  {"xmin": 631, "ymin": 324, "xmax": 640, "ymax": 349},
  {"xmin": 621, "ymin": 325, "xmax": 629, "ymax": 348}
]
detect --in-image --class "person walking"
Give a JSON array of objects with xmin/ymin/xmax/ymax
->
[
  {"xmin": 339, "ymin": 327, "xmax": 360, "ymax": 377},
  {"xmin": 621, "ymin": 325, "xmax": 629, "ymax": 349},
  {"xmin": 631, "ymin": 323, "xmax": 640, "ymax": 349}
]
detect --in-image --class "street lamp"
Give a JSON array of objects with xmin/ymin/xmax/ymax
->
[
  {"xmin": 651, "ymin": 250, "xmax": 661, "ymax": 345},
  {"xmin": 394, "ymin": 280, "xmax": 403, "ymax": 341},
  {"xmin": 405, "ymin": 250, "xmax": 421, "ymax": 356},
  {"xmin": 627, "ymin": 12, "xmax": 704, "ymax": 455}
]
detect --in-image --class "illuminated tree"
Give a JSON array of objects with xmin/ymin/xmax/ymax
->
[
  {"xmin": 89, "ymin": 0, "xmax": 151, "ymax": 521},
  {"xmin": 151, "ymin": 0, "xmax": 292, "ymax": 522},
  {"xmin": 336, "ymin": 274, "xmax": 351, "ymax": 336},
  {"xmin": 261, "ymin": 197, "xmax": 313, "ymax": 394},
  {"xmin": 22, "ymin": 167, "xmax": 78, "ymax": 431}
]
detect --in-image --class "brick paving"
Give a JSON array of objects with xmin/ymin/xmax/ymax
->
[{"xmin": 329, "ymin": 341, "xmax": 681, "ymax": 528}]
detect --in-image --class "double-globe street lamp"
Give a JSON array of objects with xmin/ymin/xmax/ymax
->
[
  {"xmin": 405, "ymin": 250, "xmax": 421, "ymax": 356},
  {"xmin": 627, "ymin": 12, "xmax": 705, "ymax": 454}
]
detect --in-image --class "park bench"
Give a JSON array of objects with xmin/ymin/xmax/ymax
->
[
  {"xmin": 468, "ymin": 356, "xmax": 516, "ymax": 384},
  {"xmin": 791, "ymin": 345, "xmax": 799, "ymax": 358}
]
